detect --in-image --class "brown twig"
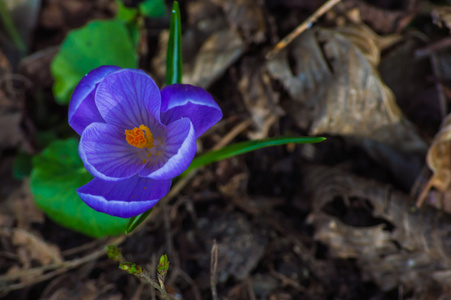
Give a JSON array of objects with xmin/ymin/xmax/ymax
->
[
  {"xmin": 210, "ymin": 240, "xmax": 219, "ymax": 300},
  {"xmin": 246, "ymin": 277, "xmax": 256, "ymax": 300},
  {"xmin": 266, "ymin": 0, "xmax": 342, "ymax": 59},
  {"xmin": 150, "ymin": 255, "xmax": 157, "ymax": 300},
  {"xmin": 0, "ymin": 236, "xmax": 125, "ymax": 293},
  {"xmin": 270, "ymin": 269, "xmax": 307, "ymax": 292}
]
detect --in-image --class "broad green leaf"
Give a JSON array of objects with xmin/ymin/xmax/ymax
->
[
  {"xmin": 30, "ymin": 138, "xmax": 129, "ymax": 238},
  {"xmin": 183, "ymin": 136, "xmax": 326, "ymax": 176},
  {"xmin": 125, "ymin": 136, "xmax": 326, "ymax": 233},
  {"xmin": 115, "ymin": 0, "xmax": 138, "ymax": 22},
  {"xmin": 139, "ymin": 0, "xmax": 166, "ymax": 18},
  {"xmin": 166, "ymin": 1, "xmax": 182, "ymax": 85},
  {"xmin": 51, "ymin": 19, "xmax": 137, "ymax": 105}
]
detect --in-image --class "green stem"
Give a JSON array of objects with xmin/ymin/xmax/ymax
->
[
  {"xmin": 139, "ymin": 272, "xmax": 169, "ymax": 300},
  {"xmin": 166, "ymin": 1, "xmax": 182, "ymax": 85},
  {"xmin": 0, "ymin": 1, "xmax": 26, "ymax": 54}
]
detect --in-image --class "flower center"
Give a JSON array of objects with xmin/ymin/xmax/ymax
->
[{"xmin": 125, "ymin": 125, "xmax": 154, "ymax": 149}]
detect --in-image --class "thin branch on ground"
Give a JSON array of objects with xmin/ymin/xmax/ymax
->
[
  {"xmin": 266, "ymin": 0, "xmax": 342, "ymax": 59},
  {"xmin": 210, "ymin": 239, "xmax": 219, "ymax": 300}
]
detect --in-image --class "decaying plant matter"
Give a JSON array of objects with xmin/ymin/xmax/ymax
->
[{"xmin": 305, "ymin": 165, "xmax": 451, "ymax": 295}]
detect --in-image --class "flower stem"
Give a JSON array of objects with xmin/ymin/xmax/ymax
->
[{"xmin": 139, "ymin": 272, "xmax": 169, "ymax": 300}]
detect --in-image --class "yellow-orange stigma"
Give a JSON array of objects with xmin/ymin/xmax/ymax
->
[{"xmin": 125, "ymin": 125, "xmax": 154, "ymax": 149}]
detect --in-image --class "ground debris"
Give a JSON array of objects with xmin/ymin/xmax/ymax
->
[
  {"xmin": 417, "ymin": 113, "xmax": 451, "ymax": 211},
  {"xmin": 197, "ymin": 212, "xmax": 267, "ymax": 282},
  {"xmin": 267, "ymin": 25, "xmax": 427, "ymax": 155},
  {"xmin": 183, "ymin": 28, "xmax": 245, "ymax": 88},
  {"xmin": 238, "ymin": 57, "xmax": 284, "ymax": 139},
  {"xmin": 210, "ymin": 0, "xmax": 267, "ymax": 43},
  {"xmin": 342, "ymin": 0, "xmax": 414, "ymax": 33},
  {"xmin": 305, "ymin": 165, "xmax": 451, "ymax": 296}
]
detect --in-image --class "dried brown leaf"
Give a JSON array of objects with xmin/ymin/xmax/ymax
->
[
  {"xmin": 342, "ymin": 0, "xmax": 412, "ymax": 34},
  {"xmin": 0, "ymin": 112, "xmax": 25, "ymax": 149},
  {"xmin": 43, "ymin": 275, "xmax": 100, "ymax": 300},
  {"xmin": 432, "ymin": 5, "xmax": 451, "ymax": 31},
  {"xmin": 6, "ymin": 264, "xmax": 43, "ymax": 285},
  {"xmin": 238, "ymin": 57, "xmax": 284, "ymax": 139},
  {"xmin": 417, "ymin": 114, "xmax": 451, "ymax": 209},
  {"xmin": 19, "ymin": 46, "xmax": 58, "ymax": 87},
  {"xmin": 5, "ymin": 179, "xmax": 44, "ymax": 229},
  {"xmin": 12, "ymin": 228, "xmax": 63, "ymax": 266},
  {"xmin": 304, "ymin": 165, "xmax": 451, "ymax": 293},
  {"xmin": 210, "ymin": 0, "xmax": 266, "ymax": 43},
  {"xmin": 183, "ymin": 28, "xmax": 245, "ymax": 88},
  {"xmin": 0, "ymin": 49, "xmax": 29, "ymax": 151},
  {"xmin": 267, "ymin": 26, "xmax": 427, "ymax": 154},
  {"xmin": 151, "ymin": 30, "xmax": 169, "ymax": 83},
  {"xmin": 198, "ymin": 213, "xmax": 267, "ymax": 282}
]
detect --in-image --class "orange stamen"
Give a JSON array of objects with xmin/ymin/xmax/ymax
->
[{"xmin": 125, "ymin": 125, "xmax": 154, "ymax": 149}]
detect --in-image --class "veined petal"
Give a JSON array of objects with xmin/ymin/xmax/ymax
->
[
  {"xmin": 160, "ymin": 84, "xmax": 222, "ymax": 138},
  {"xmin": 69, "ymin": 66, "xmax": 121, "ymax": 135},
  {"xmin": 79, "ymin": 122, "xmax": 146, "ymax": 181},
  {"xmin": 78, "ymin": 177, "xmax": 171, "ymax": 218},
  {"xmin": 95, "ymin": 69, "xmax": 162, "ymax": 129},
  {"xmin": 141, "ymin": 118, "xmax": 196, "ymax": 180}
]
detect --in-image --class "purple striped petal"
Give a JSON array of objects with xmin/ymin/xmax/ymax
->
[
  {"xmin": 78, "ymin": 177, "xmax": 171, "ymax": 218},
  {"xmin": 141, "ymin": 118, "xmax": 196, "ymax": 180},
  {"xmin": 69, "ymin": 66, "xmax": 121, "ymax": 135},
  {"xmin": 79, "ymin": 122, "xmax": 146, "ymax": 181},
  {"xmin": 95, "ymin": 69, "xmax": 162, "ymax": 129},
  {"xmin": 160, "ymin": 84, "xmax": 222, "ymax": 138}
]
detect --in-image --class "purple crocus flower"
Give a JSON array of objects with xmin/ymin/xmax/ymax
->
[{"xmin": 68, "ymin": 66, "xmax": 222, "ymax": 218}]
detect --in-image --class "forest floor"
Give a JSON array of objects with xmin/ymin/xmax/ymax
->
[{"xmin": 2, "ymin": 0, "xmax": 451, "ymax": 299}]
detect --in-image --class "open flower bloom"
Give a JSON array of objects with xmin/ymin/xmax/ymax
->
[{"xmin": 68, "ymin": 66, "xmax": 222, "ymax": 218}]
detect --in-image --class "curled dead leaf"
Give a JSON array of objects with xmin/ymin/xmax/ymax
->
[
  {"xmin": 417, "ymin": 114, "xmax": 451, "ymax": 208},
  {"xmin": 238, "ymin": 57, "xmax": 284, "ymax": 139},
  {"xmin": 5, "ymin": 179, "xmax": 44, "ymax": 229},
  {"xmin": 432, "ymin": 5, "xmax": 451, "ymax": 31},
  {"xmin": 304, "ymin": 165, "xmax": 451, "ymax": 293},
  {"xmin": 183, "ymin": 28, "xmax": 245, "ymax": 88},
  {"xmin": 342, "ymin": 0, "xmax": 412, "ymax": 34},
  {"xmin": 210, "ymin": 0, "xmax": 266, "ymax": 43},
  {"xmin": 12, "ymin": 228, "xmax": 63, "ymax": 266},
  {"xmin": 266, "ymin": 26, "xmax": 427, "ymax": 154}
]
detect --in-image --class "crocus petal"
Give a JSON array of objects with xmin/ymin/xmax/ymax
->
[
  {"xmin": 95, "ymin": 69, "xmax": 161, "ymax": 129},
  {"xmin": 141, "ymin": 118, "xmax": 196, "ymax": 180},
  {"xmin": 160, "ymin": 84, "xmax": 222, "ymax": 138},
  {"xmin": 79, "ymin": 122, "xmax": 146, "ymax": 181},
  {"xmin": 78, "ymin": 177, "xmax": 171, "ymax": 218},
  {"xmin": 69, "ymin": 66, "xmax": 121, "ymax": 135}
]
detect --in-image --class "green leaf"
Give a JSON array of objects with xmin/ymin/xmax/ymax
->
[
  {"xmin": 183, "ymin": 136, "xmax": 327, "ymax": 176},
  {"xmin": 119, "ymin": 262, "xmax": 143, "ymax": 275},
  {"xmin": 115, "ymin": 0, "xmax": 138, "ymax": 22},
  {"xmin": 158, "ymin": 254, "xmax": 169, "ymax": 277},
  {"xmin": 30, "ymin": 138, "xmax": 129, "ymax": 238},
  {"xmin": 139, "ymin": 0, "xmax": 166, "ymax": 18},
  {"xmin": 166, "ymin": 1, "xmax": 182, "ymax": 85},
  {"xmin": 51, "ymin": 19, "xmax": 137, "ymax": 105},
  {"xmin": 125, "ymin": 208, "xmax": 152, "ymax": 234}
]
